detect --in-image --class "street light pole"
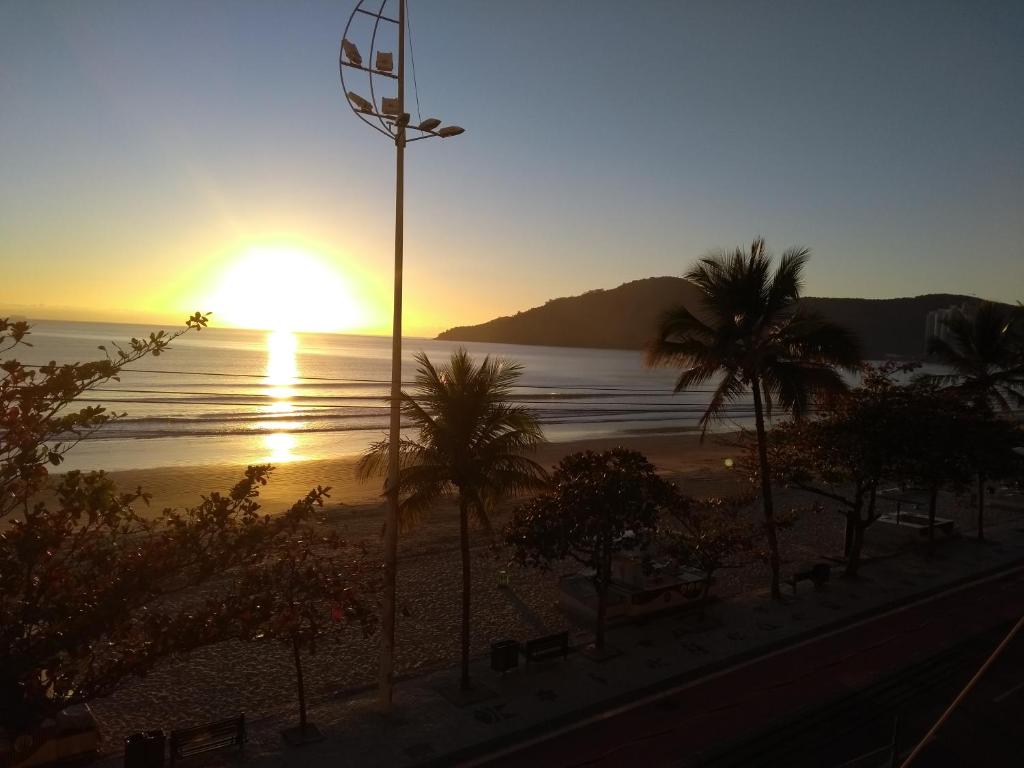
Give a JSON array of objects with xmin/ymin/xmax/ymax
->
[
  {"xmin": 380, "ymin": 0, "xmax": 405, "ymax": 710},
  {"xmin": 339, "ymin": 0, "xmax": 464, "ymax": 709}
]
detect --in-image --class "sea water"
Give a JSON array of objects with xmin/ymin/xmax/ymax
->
[{"xmin": 14, "ymin": 319, "xmax": 761, "ymax": 471}]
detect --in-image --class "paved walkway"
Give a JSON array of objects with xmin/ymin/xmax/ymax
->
[
  {"xmin": 97, "ymin": 520, "xmax": 1024, "ymax": 768},
  {"xmin": 488, "ymin": 555, "xmax": 1024, "ymax": 766}
]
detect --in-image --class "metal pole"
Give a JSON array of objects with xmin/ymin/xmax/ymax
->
[
  {"xmin": 900, "ymin": 614, "xmax": 1024, "ymax": 767},
  {"xmin": 379, "ymin": 0, "xmax": 405, "ymax": 709}
]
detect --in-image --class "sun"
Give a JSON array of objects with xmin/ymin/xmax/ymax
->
[{"xmin": 206, "ymin": 245, "xmax": 365, "ymax": 332}]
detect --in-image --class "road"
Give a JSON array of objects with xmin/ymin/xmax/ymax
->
[{"xmin": 476, "ymin": 565, "xmax": 1024, "ymax": 768}]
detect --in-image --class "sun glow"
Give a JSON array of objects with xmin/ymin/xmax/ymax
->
[
  {"xmin": 206, "ymin": 245, "xmax": 366, "ymax": 333},
  {"xmin": 261, "ymin": 431, "xmax": 302, "ymax": 464},
  {"xmin": 258, "ymin": 330, "xmax": 302, "ymax": 462},
  {"xmin": 265, "ymin": 329, "xmax": 299, "ymax": 411}
]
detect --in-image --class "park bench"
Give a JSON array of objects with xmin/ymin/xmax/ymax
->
[
  {"xmin": 520, "ymin": 631, "xmax": 569, "ymax": 664},
  {"xmin": 876, "ymin": 511, "xmax": 954, "ymax": 537},
  {"xmin": 169, "ymin": 714, "xmax": 246, "ymax": 763},
  {"xmin": 788, "ymin": 563, "xmax": 831, "ymax": 594}
]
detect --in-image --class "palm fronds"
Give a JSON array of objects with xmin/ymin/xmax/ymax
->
[
  {"xmin": 648, "ymin": 239, "xmax": 864, "ymax": 432},
  {"xmin": 358, "ymin": 349, "xmax": 548, "ymax": 523},
  {"xmin": 921, "ymin": 302, "xmax": 1024, "ymax": 413}
]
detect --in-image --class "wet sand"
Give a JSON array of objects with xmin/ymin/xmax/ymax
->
[{"xmin": 100, "ymin": 431, "xmax": 747, "ymax": 521}]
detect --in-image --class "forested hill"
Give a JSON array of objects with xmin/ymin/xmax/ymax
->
[{"xmin": 435, "ymin": 276, "xmax": 986, "ymax": 359}]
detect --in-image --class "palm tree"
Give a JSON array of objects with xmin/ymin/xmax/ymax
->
[
  {"xmin": 647, "ymin": 238, "xmax": 862, "ymax": 599},
  {"xmin": 922, "ymin": 302, "xmax": 1024, "ymax": 539},
  {"xmin": 923, "ymin": 302, "xmax": 1024, "ymax": 413},
  {"xmin": 358, "ymin": 349, "xmax": 547, "ymax": 691}
]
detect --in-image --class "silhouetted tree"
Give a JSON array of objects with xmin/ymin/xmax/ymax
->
[
  {"xmin": 956, "ymin": 411, "xmax": 1024, "ymax": 540},
  {"xmin": 0, "ymin": 317, "xmax": 362, "ymax": 747},
  {"xmin": 1, "ymin": 313, "xmax": 207, "ymax": 497},
  {"xmin": 923, "ymin": 301, "xmax": 1024, "ymax": 412},
  {"xmin": 921, "ymin": 302, "xmax": 1024, "ymax": 534},
  {"xmin": 506, "ymin": 449, "xmax": 669, "ymax": 651},
  {"xmin": 660, "ymin": 492, "xmax": 760, "ymax": 609},
  {"xmin": 769, "ymin": 363, "xmax": 919, "ymax": 576},
  {"xmin": 358, "ymin": 350, "xmax": 546, "ymax": 691},
  {"xmin": 897, "ymin": 387, "xmax": 974, "ymax": 555},
  {"xmin": 647, "ymin": 239, "xmax": 862, "ymax": 598},
  {"xmin": 233, "ymin": 522, "xmax": 375, "ymax": 741}
]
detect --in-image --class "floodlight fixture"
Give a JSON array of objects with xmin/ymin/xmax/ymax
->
[
  {"xmin": 338, "ymin": 0, "xmax": 466, "ymax": 711},
  {"xmin": 342, "ymin": 38, "xmax": 362, "ymax": 66},
  {"xmin": 347, "ymin": 91, "xmax": 373, "ymax": 112}
]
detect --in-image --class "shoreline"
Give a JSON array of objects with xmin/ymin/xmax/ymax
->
[{"xmin": 86, "ymin": 431, "xmax": 746, "ymax": 517}]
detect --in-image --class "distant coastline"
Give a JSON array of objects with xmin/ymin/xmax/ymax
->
[{"xmin": 437, "ymin": 276, "xmax": 1001, "ymax": 360}]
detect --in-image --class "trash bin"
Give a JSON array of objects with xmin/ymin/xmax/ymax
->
[
  {"xmin": 491, "ymin": 640, "xmax": 520, "ymax": 673},
  {"xmin": 811, "ymin": 563, "xmax": 831, "ymax": 585},
  {"xmin": 124, "ymin": 730, "xmax": 165, "ymax": 768}
]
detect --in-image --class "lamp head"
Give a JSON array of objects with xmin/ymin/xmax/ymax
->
[
  {"xmin": 342, "ymin": 39, "xmax": 363, "ymax": 66},
  {"xmin": 375, "ymin": 51, "xmax": 394, "ymax": 73},
  {"xmin": 347, "ymin": 91, "xmax": 373, "ymax": 112}
]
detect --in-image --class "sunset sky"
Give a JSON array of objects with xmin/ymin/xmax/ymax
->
[{"xmin": 1, "ymin": 0, "xmax": 1022, "ymax": 336}]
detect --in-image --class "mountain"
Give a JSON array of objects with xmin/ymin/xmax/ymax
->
[{"xmin": 435, "ymin": 277, "xmax": 987, "ymax": 358}]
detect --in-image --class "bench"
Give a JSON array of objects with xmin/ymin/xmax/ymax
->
[
  {"xmin": 876, "ymin": 512, "xmax": 954, "ymax": 537},
  {"xmin": 788, "ymin": 563, "xmax": 831, "ymax": 594},
  {"xmin": 169, "ymin": 714, "xmax": 246, "ymax": 763},
  {"xmin": 520, "ymin": 631, "xmax": 569, "ymax": 664}
]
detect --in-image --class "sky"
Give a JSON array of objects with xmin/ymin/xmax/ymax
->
[{"xmin": 1, "ymin": 0, "xmax": 1022, "ymax": 336}]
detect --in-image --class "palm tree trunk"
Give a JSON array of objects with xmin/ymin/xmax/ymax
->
[
  {"xmin": 292, "ymin": 634, "xmax": 307, "ymax": 732},
  {"xmin": 595, "ymin": 578, "xmax": 608, "ymax": 651},
  {"xmin": 977, "ymin": 471, "xmax": 985, "ymax": 541},
  {"xmin": 698, "ymin": 572, "xmax": 713, "ymax": 620},
  {"xmin": 751, "ymin": 376, "xmax": 782, "ymax": 600},
  {"xmin": 458, "ymin": 492, "xmax": 472, "ymax": 691},
  {"xmin": 594, "ymin": 543, "xmax": 610, "ymax": 650},
  {"xmin": 847, "ymin": 524, "xmax": 865, "ymax": 578},
  {"xmin": 844, "ymin": 492, "xmax": 863, "ymax": 579},
  {"xmin": 927, "ymin": 483, "xmax": 939, "ymax": 557}
]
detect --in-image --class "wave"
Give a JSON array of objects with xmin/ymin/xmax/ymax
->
[{"xmin": 69, "ymin": 403, "xmax": 758, "ymax": 441}]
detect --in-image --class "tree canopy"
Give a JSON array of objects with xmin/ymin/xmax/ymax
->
[
  {"xmin": 506, "ymin": 449, "xmax": 670, "ymax": 649},
  {"xmin": 648, "ymin": 239, "xmax": 862, "ymax": 598},
  {"xmin": 0, "ymin": 316, "xmax": 370, "ymax": 739},
  {"xmin": 359, "ymin": 349, "xmax": 546, "ymax": 690}
]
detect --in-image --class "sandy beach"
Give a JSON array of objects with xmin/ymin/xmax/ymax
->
[
  {"xmin": 82, "ymin": 433, "xmax": 747, "ymax": 744},
  {"xmin": 100, "ymin": 432, "xmax": 745, "ymax": 520},
  {"xmin": 83, "ymin": 431, "xmax": 1016, "ymax": 751}
]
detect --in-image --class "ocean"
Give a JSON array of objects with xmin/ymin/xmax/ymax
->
[{"xmin": 15, "ymin": 319, "xmax": 762, "ymax": 472}]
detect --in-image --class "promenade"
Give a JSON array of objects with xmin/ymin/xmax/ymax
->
[{"xmin": 95, "ymin": 514, "xmax": 1024, "ymax": 768}]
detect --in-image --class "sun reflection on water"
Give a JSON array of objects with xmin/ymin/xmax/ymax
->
[
  {"xmin": 262, "ymin": 330, "xmax": 301, "ymax": 462},
  {"xmin": 266, "ymin": 330, "xmax": 298, "ymax": 413},
  {"xmin": 262, "ymin": 431, "xmax": 301, "ymax": 464}
]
